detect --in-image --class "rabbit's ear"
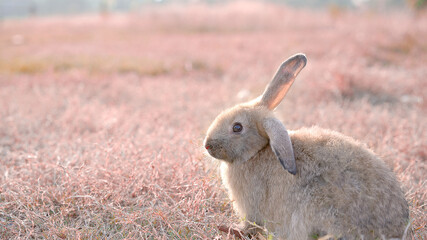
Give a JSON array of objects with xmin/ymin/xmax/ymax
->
[
  {"xmin": 262, "ymin": 118, "xmax": 296, "ymax": 175},
  {"xmin": 259, "ymin": 54, "xmax": 307, "ymax": 110}
]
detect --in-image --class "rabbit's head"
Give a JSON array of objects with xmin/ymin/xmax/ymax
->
[{"xmin": 204, "ymin": 54, "xmax": 307, "ymax": 175}]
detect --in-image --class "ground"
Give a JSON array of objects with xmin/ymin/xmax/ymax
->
[{"xmin": 0, "ymin": 2, "xmax": 425, "ymax": 239}]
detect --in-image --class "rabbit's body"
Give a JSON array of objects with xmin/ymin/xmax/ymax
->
[
  {"xmin": 204, "ymin": 54, "xmax": 409, "ymax": 239},
  {"xmin": 220, "ymin": 126, "xmax": 408, "ymax": 239}
]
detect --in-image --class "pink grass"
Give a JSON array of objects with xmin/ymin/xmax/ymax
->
[{"xmin": 0, "ymin": 2, "xmax": 426, "ymax": 239}]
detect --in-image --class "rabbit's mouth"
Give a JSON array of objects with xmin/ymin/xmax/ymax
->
[
  {"xmin": 204, "ymin": 138, "xmax": 233, "ymax": 162},
  {"xmin": 206, "ymin": 146, "xmax": 230, "ymax": 162}
]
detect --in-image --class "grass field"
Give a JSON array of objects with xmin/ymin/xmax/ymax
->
[{"xmin": 0, "ymin": 2, "xmax": 426, "ymax": 239}]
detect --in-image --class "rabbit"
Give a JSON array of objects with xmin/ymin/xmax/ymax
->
[{"xmin": 204, "ymin": 54, "xmax": 409, "ymax": 240}]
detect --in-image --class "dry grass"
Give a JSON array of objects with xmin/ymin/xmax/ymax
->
[
  {"xmin": 0, "ymin": 2, "xmax": 426, "ymax": 239},
  {"xmin": 0, "ymin": 57, "xmax": 169, "ymax": 76}
]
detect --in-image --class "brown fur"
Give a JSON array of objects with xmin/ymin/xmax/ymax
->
[
  {"xmin": 220, "ymin": 126, "xmax": 408, "ymax": 239},
  {"xmin": 204, "ymin": 54, "xmax": 409, "ymax": 239}
]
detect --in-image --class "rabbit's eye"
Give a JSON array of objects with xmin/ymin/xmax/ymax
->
[{"xmin": 233, "ymin": 123, "xmax": 243, "ymax": 133}]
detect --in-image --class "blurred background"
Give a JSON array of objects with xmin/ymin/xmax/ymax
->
[{"xmin": 1, "ymin": 0, "xmax": 426, "ymax": 19}]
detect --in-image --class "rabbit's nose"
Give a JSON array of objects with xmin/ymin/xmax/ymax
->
[
  {"xmin": 205, "ymin": 143, "xmax": 213, "ymax": 150},
  {"xmin": 204, "ymin": 138, "xmax": 213, "ymax": 150}
]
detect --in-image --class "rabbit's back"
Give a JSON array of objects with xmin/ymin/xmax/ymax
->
[
  {"xmin": 221, "ymin": 126, "xmax": 408, "ymax": 239},
  {"xmin": 290, "ymin": 126, "xmax": 409, "ymax": 239}
]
